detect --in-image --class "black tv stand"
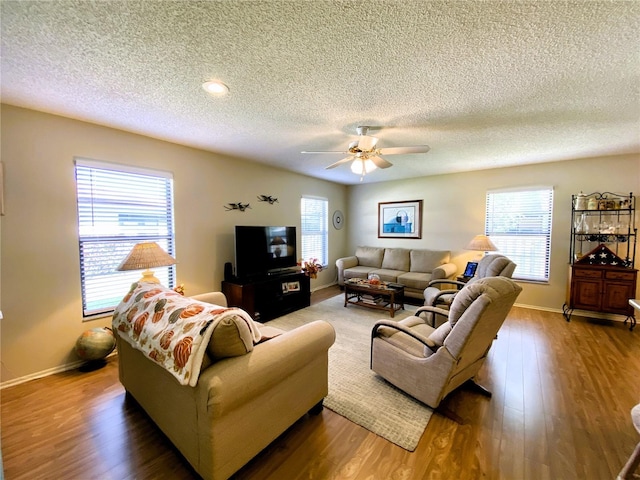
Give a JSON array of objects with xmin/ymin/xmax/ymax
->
[{"xmin": 221, "ymin": 271, "xmax": 310, "ymax": 322}]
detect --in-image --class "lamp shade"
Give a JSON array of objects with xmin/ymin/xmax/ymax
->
[
  {"xmin": 117, "ymin": 242, "xmax": 176, "ymax": 283},
  {"xmin": 270, "ymin": 236, "xmax": 286, "ymax": 245},
  {"xmin": 465, "ymin": 234, "xmax": 498, "ymax": 252}
]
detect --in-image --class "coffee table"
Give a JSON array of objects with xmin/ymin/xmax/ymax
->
[{"xmin": 344, "ymin": 279, "xmax": 405, "ymax": 318}]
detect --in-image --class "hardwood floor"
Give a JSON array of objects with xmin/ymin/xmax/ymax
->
[{"xmin": 2, "ymin": 286, "xmax": 640, "ymax": 479}]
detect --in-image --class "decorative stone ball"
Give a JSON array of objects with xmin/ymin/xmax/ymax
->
[{"xmin": 75, "ymin": 327, "xmax": 116, "ymax": 361}]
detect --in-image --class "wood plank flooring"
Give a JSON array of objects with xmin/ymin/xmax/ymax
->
[{"xmin": 2, "ymin": 286, "xmax": 640, "ymax": 479}]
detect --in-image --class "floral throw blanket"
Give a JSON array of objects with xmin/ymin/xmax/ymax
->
[{"xmin": 112, "ymin": 282, "xmax": 260, "ymax": 386}]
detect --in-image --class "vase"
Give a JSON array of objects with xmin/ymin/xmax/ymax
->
[
  {"xmin": 574, "ymin": 193, "xmax": 587, "ymax": 210},
  {"xmin": 574, "ymin": 214, "xmax": 587, "ymax": 234}
]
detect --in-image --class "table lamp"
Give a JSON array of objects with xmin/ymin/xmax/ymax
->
[
  {"xmin": 116, "ymin": 242, "xmax": 177, "ymax": 284},
  {"xmin": 270, "ymin": 236, "xmax": 286, "ymax": 258},
  {"xmin": 465, "ymin": 234, "xmax": 498, "ymax": 258}
]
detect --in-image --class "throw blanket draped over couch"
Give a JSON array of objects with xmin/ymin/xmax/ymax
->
[
  {"xmin": 113, "ymin": 281, "xmax": 335, "ymax": 480},
  {"xmin": 336, "ymin": 246, "xmax": 457, "ymax": 299}
]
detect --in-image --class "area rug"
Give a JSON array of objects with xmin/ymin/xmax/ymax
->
[{"xmin": 267, "ymin": 294, "xmax": 433, "ymax": 451}]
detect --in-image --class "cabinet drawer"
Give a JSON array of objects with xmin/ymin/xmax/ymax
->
[
  {"xmin": 573, "ymin": 268, "xmax": 602, "ymax": 279},
  {"xmin": 604, "ymin": 270, "xmax": 636, "ymax": 281}
]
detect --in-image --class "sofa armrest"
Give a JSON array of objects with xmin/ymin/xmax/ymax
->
[
  {"xmin": 431, "ymin": 262, "xmax": 457, "ymax": 281},
  {"xmin": 336, "ymin": 256, "xmax": 358, "ymax": 285},
  {"xmin": 189, "ymin": 291, "xmax": 228, "ymax": 307},
  {"xmin": 198, "ymin": 320, "xmax": 336, "ymax": 417}
]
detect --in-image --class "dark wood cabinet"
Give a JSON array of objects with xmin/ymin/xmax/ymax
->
[
  {"xmin": 567, "ymin": 264, "xmax": 637, "ymax": 316},
  {"xmin": 222, "ymin": 271, "xmax": 310, "ymax": 322}
]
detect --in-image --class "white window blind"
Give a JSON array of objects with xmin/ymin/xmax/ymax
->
[
  {"xmin": 75, "ymin": 159, "xmax": 175, "ymax": 317},
  {"xmin": 485, "ymin": 187, "xmax": 554, "ymax": 282},
  {"xmin": 300, "ymin": 196, "xmax": 328, "ymax": 267}
]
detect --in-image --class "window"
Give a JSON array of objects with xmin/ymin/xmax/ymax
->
[
  {"xmin": 485, "ymin": 187, "xmax": 553, "ymax": 282},
  {"xmin": 300, "ymin": 196, "xmax": 328, "ymax": 267},
  {"xmin": 75, "ymin": 159, "xmax": 175, "ymax": 317}
]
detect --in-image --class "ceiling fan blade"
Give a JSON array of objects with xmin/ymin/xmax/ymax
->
[
  {"xmin": 325, "ymin": 156, "xmax": 355, "ymax": 169},
  {"xmin": 369, "ymin": 155, "xmax": 393, "ymax": 169},
  {"xmin": 301, "ymin": 150, "xmax": 349, "ymax": 154},
  {"xmin": 377, "ymin": 145, "xmax": 430, "ymax": 155}
]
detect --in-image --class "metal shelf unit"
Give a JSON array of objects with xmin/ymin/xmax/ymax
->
[{"xmin": 569, "ymin": 192, "xmax": 636, "ymax": 267}]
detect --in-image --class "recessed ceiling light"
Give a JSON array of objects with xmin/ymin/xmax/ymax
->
[{"xmin": 202, "ymin": 80, "xmax": 229, "ymax": 96}]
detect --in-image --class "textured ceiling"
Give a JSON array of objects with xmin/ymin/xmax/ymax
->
[{"xmin": 1, "ymin": 1, "xmax": 639, "ymax": 185}]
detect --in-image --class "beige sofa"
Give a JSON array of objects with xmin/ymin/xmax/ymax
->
[
  {"xmin": 336, "ymin": 246, "xmax": 457, "ymax": 300},
  {"xmin": 113, "ymin": 284, "xmax": 335, "ymax": 480}
]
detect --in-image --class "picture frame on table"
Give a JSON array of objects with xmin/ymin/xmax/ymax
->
[{"xmin": 378, "ymin": 200, "xmax": 423, "ymax": 239}]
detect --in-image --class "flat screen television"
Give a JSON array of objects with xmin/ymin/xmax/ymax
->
[{"xmin": 234, "ymin": 225, "xmax": 298, "ymax": 279}]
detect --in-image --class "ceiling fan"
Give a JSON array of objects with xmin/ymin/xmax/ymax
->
[{"xmin": 301, "ymin": 126, "xmax": 430, "ymax": 178}]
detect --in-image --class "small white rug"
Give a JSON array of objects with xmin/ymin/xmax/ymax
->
[{"xmin": 267, "ymin": 294, "xmax": 433, "ymax": 451}]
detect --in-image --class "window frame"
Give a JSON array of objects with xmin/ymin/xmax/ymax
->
[
  {"xmin": 300, "ymin": 196, "xmax": 329, "ymax": 268},
  {"xmin": 485, "ymin": 186, "xmax": 554, "ymax": 283},
  {"xmin": 75, "ymin": 158, "xmax": 175, "ymax": 318}
]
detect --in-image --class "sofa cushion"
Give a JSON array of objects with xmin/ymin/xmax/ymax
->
[
  {"xmin": 410, "ymin": 250, "xmax": 450, "ymax": 273},
  {"xmin": 397, "ymin": 272, "xmax": 432, "ymax": 291},
  {"xmin": 207, "ymin": 314, "xmax": 255, "ymax": 360},
  {"xmin": 355, "ymin": 246, "xmax": 384, "ymax": 268},
  {"xmin": 377, "ymin": 316, "xmax": 432, "ymax": 358},
  {"xmin": 257, "ymin": 324, "xmax": 285, "ymax": 343},
  {"xmin": 382, "ymin": 248, "xmax": 410, "ymax": 271},
  {"xmin": 344, "ymin": 265, "xmax": 378, "ymax": 281},
  {"xmin": 371, "ymin": 268, "xmax": 404, "ymax": 283}
]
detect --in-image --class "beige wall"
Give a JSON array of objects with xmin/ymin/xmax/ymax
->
[
  {"xmin": 345, "ymin": 156, "xmax": 640, "ymax": 311},
  {"xmin": 2, "ymin": 103, "xmax": 639, "ymax": 385},
  {"xmin": 0, "ymin": 105, "xmax": 347, "ymax": 384}
]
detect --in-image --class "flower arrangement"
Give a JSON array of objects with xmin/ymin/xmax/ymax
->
[{"xmin": 299, "ymin": 258, "xmax": 323, "ymax": 279}]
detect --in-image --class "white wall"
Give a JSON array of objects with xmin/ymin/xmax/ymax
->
[
  {"xmin": 345, "ymin": 156, "xmax": 640, "ymax": 311},
  {"xmin": 0, "ymin": 105, "xmax": 347, "ymax": 384}
]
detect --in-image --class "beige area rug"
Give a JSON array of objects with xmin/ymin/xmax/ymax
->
[{"xmin": 267, "ymin": 294, "xmax": 433, "ymax": 451}]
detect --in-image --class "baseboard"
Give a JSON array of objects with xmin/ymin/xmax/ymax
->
[
  {"xmin": 513, "ymin": 302, "xmax": 630, "ymax": 323},
  {"xmin": 310, "ymin": 280, "xmax": 338, "ymax": 293},
  {"xmin": 0, "ymin": 352, "xmax": 117, "ymax": 390}
]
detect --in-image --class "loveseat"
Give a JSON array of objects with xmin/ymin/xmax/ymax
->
[
  {"xmin": 336, "ymin": 246, "xmax": 457, "ymax": 300},
  {"xmin": 113, "ymin": 282, "xmax": 335, "ymax": 480}
]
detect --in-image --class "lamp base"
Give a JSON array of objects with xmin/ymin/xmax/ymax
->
[{"xmin": 139, "ymin": 269, "xmax": 161, "ymax": 284}]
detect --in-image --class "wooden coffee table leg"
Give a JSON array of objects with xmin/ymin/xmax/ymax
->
[{"xmin": 389, "ymin": 291, "xmax": 395, "ymax": 318}]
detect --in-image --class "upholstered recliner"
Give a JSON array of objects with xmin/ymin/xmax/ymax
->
[
  {"xmin": 423, "ymin": 254, "xmax": 516, "ymax": 325},
  {"xmin": 371, "ymin": 276, "xmax": 522, "ymax": 409}
]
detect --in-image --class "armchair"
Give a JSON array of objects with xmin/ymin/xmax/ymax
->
[
  {"xmin": 371, "ymin": 276, "xmax": 522, "ymax": 409},
  {"xmin": 423, "ymin": 254, "xmax": 516, "ymax": 325}
]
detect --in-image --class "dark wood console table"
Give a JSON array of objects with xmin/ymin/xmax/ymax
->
[{"xmin": 222, "ymin": 271, "xmax": 310, "ymax": 322}]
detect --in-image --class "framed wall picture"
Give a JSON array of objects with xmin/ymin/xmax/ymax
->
[
  {"xmin": 287, "ymin": 281, "xmax": 300, "ymax": 292},
  {"xmin": 378, "ymin": 200, "xmax": 423, "ymax": 239}
]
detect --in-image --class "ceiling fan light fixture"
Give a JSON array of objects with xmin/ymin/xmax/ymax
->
[
  {"xmin": 350, "ymin": 158, "xmax": 377, "ymax": 175},
  {"xmin": 202, "ymin": 80, "xmax": 229, "ymax": 96},
  {"xmin": 357, "ymin": 135, "xmax": 378, "ymax": 151}
]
